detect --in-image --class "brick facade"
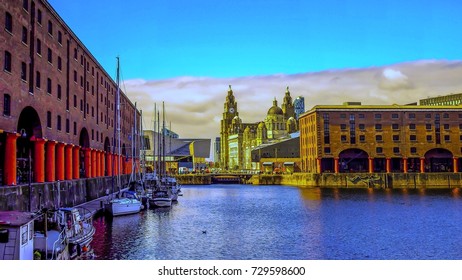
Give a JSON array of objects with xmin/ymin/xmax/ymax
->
[{"xmin": 0, "ymin": 1, "xmax": 140, "ymax": 185}]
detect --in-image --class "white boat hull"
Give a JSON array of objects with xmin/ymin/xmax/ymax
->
[
  {"xmin": 149, "ymin": 198, "xmax": 172, "ymax": 208},
  {"xmin": 106, "ymin": 199, "xmax": 142, "ymax": 216}
]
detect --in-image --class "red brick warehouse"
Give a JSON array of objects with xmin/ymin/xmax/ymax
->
[{"xmin": 0, "ymin": 0, "xmax": 140, "ymax": 186}]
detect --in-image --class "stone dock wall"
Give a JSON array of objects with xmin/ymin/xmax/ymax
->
[
  {"xmin": 248, "ymin": 172, "xmax": 462, "ymax": 189},
  {"xmin": 0, "ymin": 175, "xmax": 130, "ymax": 211}
]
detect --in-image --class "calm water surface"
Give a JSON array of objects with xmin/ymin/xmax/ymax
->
[{"xmin": 90, "ymin": 185, "xmax": 462, "ymax": 260}]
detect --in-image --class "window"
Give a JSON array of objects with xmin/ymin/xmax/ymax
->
[
  {"xmin": 459, "ymin": 114, "xmax": 462, "ymax": 119},
  {"xmin": 91, "ymin": 129, "xmax": 94, "ymax": 140},
  {"xmin": 393, "ymin": 147, "xmax": 400, "ymax": 154},
  {"xmin": 392, "ymin": 113, "xmax": 399, "ymax": 119},
  {"xmin": 410, "ymin": 147, "xmax": 417, "ymax": 154},
  {"xmin": 410, "ymin": 135, "xmax": 417, "ymax": 141},
  {"xmin": 444, "ymin": 124, "xmax": 449, "ymax": 130},
  {"xmin": 73, "ymin": 95, "xmax": 77, "ymax": 107},
  {"xmin": 73, "ymin": 122, "xmax": 77, "ymax": 135},
  {"xmin": 392, "ymin": 124, "xmax": 399, "ymax": 130},
  {"xmin": 36, "ymin": 39, "xmax": 41, "ymax": 55},
  {"xmin": 3, "ymin": 94, "xmax": 11, "ymax": 116},
  {"xmin": 375, "ymin": 113, "xmax": 381, "ymax": 119},
  {"xmin": 91, "ymin": 106, "xmax": 94, "ymax": 117},
  {"xmin": 73, "ymin": 70, "xmax": 77, "ymax": 82},
  {"xmin": 359, "ymin": 135, "xmax": 365, "ymax": 142},
  {"xmin": 340, "ymin": 113, "xmax": 346, "ymax": 118},
  {"xmin": 58, "ymin": 31, "xmax": 62, "ymax": 44},
  {"xmin": 22, "ymin": 26, "xmax": 28, "ymax": 44},
  {"xmin": 47, "ymin": 20, "xmax": 53, "ymax": 36},
  {"xmin": 409, "ymin": 113, "xmax": 415, "ymax": 119},
  {"xmin": 426, "ymin": 124, "xmax": 432, "ymax": 130},
  {"xmin": 74, "ymin": 48, "xmax": 77, "ymax": 60},
  {"xmin": 5, "ymin": 12, "xmax": 12, "ymax": 33},
  {"xmin": 340, "ymin": 124, "xmax": 346, "ymax": 130},
  {"xmin": 426, "ymin": 135, "xmax": 432, "ymax": 142},
  {"xmin": 46, "ymin": 111, "xmax": 52, "ymax": 128},
  {"xmin": 57, "ymin": 84, "xmax": 61, "ymax": 100},
  {"xmin": 392, "ymin": 135, "xmax": 399, "ymax": 142},
  {"xmin": 57, "ymin": 115, "xmax": 62, "ymax": 131},
  {"xmin": 358, "ymin": 114, "xmax": 365, "ymax": 119},
  {"xmin": 21, "ymin": 62, "xmax": 27, "ymax": 81},
  {"xmin": 80, "ymin": 99, "xmax": 83, "ymax": 111},
  {"xmin": 66, "ymin": 119, "xmax": 70, "ymax": 133},
  {"xmin": 359, "ymin": 124, "xmax": 365, "ymax": 130},
  {"xmin": 443, "ymin": 113, "xmax": 449, "ymax": 119},
  {"xmin": 23, "ymin": 0, "xmax": 29, "ymax": 11},
  {"xmin": 58, "ymin": 56, "xmax": 62, "ymax": 71},
  {"xmin": 35, "ymin": 71, "xmax": 41, "ymax": 88},
  {"xmin": 409, "ymin": 124, "xmax": 416, "ymax": 130},
  {"xmin": 37, "ymin": 9, "xmax": 42, "ymax": 25},
  {"xmin": 376, "ymin": 147, "xmax": 383, "ymax": 154},
  {"xmin": 376, "ymin": 135, "xmax": 383, "ymax": 141},
  {"xmin": 47, "ymin": 48, "xmax": 52, "ymax": 63},
  {"xmin": 324, "ymin": 147, "xmax": 331, "ymax": 154},
  {"xmin": 425, "ymin": 113, "xmax": 431, "ymax": 118},
  {"xmin": 444, "ymin": 135, "xmax": 450, "ymax": 142},
  {"xmin": 47, "ymin": 78, "xmax": 52, "ymax": 94},
  {"xmin": 4, "ymin": 51, "xmax": 11, "ymax": 72},
  {"xmin": 375, "ymin": 124, "xmax": 382, "ymax": 130},
  {"xmin": 341, "ymin": 135, "xmax": 347, "ymax": 142}
]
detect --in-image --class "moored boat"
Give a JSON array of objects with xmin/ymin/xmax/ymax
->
[
  {"xmin": 0, "ymin": 207, "xmax": 95, "ymax": 260},
  {"xmin": 105, "ymin": 191, "xmax": 143, "ymax": 217},
  {"xmin": 149, "ymin": 189, "xmax": 172, "ymax": 208}
]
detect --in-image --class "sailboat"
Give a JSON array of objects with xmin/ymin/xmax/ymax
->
[
  {"xmin": 148, "ymin": 102, "xmax": 174, "ymax": 208},
  {"xmin": 105, "ymin": 57, "xmax": 142, "ymax": 216}
]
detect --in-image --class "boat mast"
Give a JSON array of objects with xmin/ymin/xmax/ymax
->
[
  {"xmin": 139, "ymin": 109, "xmax": 144, "ymax": 181},
  {"xmin": 157, "ymin": 108, "xmax": 161, "ymax": 179},
  {"xmin": 162, "ymin": 101, "xmax": 166, "ymax": 177},
  {"xmin": 116, "ymin": 57, "xmax": 121, "ymax": 189},
  {"xmin": 111, "ymin": 57, "xmax": 120, "ymax": 194}
]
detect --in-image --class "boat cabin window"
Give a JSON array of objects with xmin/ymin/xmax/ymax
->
[{"xmin": 21, "ymin": 225, "xmax": 28, "ymax": 245}]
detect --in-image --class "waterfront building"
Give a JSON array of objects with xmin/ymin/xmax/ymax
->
[
  {"xmin": 299, "ymin": 102, "xmax": 462, "ymax": 174},
  {"xmin": 220, "ymin": 85, "xmax": 300, "ymax": 170},
  {"xmin": 420, "ymin": 92, "xmax": 462, "ymax": 106},
  {"xmin": 0, "ymin": 1, "xmax": 141, "ymax": 186},
  {"xmin": 250, "ymin": 135, "xmax": 301, "ymax": 174},
  {"xmin": 142, "ymin": 130, "xmax": 211, "ymax": 174}
]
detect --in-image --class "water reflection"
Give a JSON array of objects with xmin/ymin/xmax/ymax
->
[{"xmin": 91, "ymin": 185, "xmax": 462, "ymax": 260}]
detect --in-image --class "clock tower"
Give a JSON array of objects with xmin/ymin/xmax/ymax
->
[{"xmin": 220, "ymin": 85, "xmax": 238, "ymax": 169}]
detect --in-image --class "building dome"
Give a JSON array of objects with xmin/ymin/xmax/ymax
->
[{"xmin": 267, "ymin": 99, "xmax": 283, "ymax": 115}]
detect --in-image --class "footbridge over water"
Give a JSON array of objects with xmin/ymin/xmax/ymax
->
[{"xmin": 174, "ymin": 172, "xmax": 256, "ymax": 185}]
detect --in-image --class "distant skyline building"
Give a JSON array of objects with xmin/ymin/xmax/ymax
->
[
  {"xmin": 220, "ymin": 85, "xmax": 300, "ymax": 170},
  {"xmin": 294, "ymin": 96, "xmax": 305, "ymax": 120}
]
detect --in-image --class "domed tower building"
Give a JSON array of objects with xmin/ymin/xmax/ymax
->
[
  {"xmin": 220, "ymin": 85, "xmax": 238, "ymax": 169},
  {"xmin": 265, "ymin": 98, "xmax": 286, "ymax": 139}
]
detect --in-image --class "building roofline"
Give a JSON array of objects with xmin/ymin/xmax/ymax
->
[{"xmin": 300, "ymin": 104, "xmax": 462, "ymax": 118}]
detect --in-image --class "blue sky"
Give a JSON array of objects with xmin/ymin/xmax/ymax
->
[
  {"xmin": 48, "ymin": 0, "xmax": 462, "ymax": 80},
  {"xmin": 46, "ymin": 1, "xmax": 462, "ymax": 141}
]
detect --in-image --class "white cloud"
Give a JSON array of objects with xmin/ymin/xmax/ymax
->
[
  {"xmin": 124, "ymin": 60, "xmax": 462, "ymax": 139},
  {"xmin": 378, "ymin": 68, "xmax": 413, "ymax": 90}
]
